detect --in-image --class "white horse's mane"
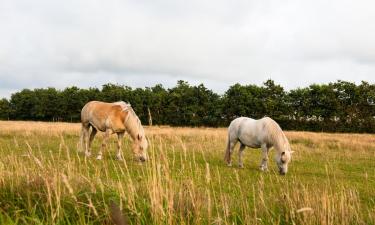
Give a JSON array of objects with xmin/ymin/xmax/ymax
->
[{"xmin": 262, "ymin": 117, "xmax": 290, "ymax": 152}]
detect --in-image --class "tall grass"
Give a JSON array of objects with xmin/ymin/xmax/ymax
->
[{"xmin": 0, "ymin": 121, "xmax": 374, "ymax": 224}]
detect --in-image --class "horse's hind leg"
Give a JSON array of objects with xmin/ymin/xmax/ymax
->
[
  {"xmin": 238, "ymin": 144, "xmax": 246, "ymax": 168},
  {"xmin": 81, "ymin": 124, "xmax": 91, "ymax": 157},
  {"xmin": 88, "ymin": 127, "xmax": 97, "ymax": 156},
  {"xmin": 97, "ymin": 129, "xmax": 110, "ymax": 160},
  {"xmin": 259, "ymin": 144, "xmax": 269, "ymax": 171},
  {"xmin": 116, "ymin": 132, "xmax": 125, "ymax": 160}
]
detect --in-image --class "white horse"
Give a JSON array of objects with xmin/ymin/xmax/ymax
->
[
  {"xmin": 224, "ymin": 117, "xmax": 292, "ymax": 175},
  {"xmin": 80, "ymin": 101, "xmax": 148, "ymax": 161}
]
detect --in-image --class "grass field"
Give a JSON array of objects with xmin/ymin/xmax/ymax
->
[{"xmin": 0, "ymin": 121, "xmax": 374, "ymax": 225}]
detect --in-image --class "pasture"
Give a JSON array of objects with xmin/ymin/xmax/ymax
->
[{"xmin": 0, "ymin": 121, "xmax": 374, "ymax": 225}]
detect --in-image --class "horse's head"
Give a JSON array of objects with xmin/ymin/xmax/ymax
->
[
  {"xmin": 276, "ymin": 150, "xmax": 292, "ymax": 175},
  {"xmin": 132, "ymin": 133, "xmax": 148, "ymax": 162}
]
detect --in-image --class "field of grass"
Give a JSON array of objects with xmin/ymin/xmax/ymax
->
[{"xmin": 0, "ymin": 121, "xmax": 374, "ymax": 225}]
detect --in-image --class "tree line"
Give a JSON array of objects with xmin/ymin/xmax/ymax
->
[{"xmin": 0, "ymin": 80, "xmax": 374, "ymax": 132}]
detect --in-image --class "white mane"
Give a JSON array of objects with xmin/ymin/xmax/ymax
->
[
  {"xmin": 114, "ymin": 101, "xmax": 144, "ymax": 140},
  {"xmin": 113, "ymin": 101, "xmax": 131, "ymax": 111},
  {"xmin": 262, "ymin": 117, "xmax": 290, "ymax": 152}
]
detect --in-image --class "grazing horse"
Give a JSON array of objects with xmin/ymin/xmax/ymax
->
[
  {"xmin": 80, "ymin": 101, "xmax": 148, "ymax": 161},
  {"xmin": 224, "ymin": 117, "xmax": 292, "ymax": 175}
]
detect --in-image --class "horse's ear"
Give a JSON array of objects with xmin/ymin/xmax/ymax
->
[{"xmin": 137, "ymin": 134, "xmax": 142, "ymax": 141}]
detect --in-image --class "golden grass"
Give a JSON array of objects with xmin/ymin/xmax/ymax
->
[{"xmin": 0, "ymin": 121, "xmax": 374, "ymax": 225}]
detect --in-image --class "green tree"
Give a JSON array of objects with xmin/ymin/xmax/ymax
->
[
  {"xmin": 222, "ymin": 83, "xmax": 264, "ymax": 122},
  {"xmin": 9, "ymin": 89, "xmax": 38, "ymax": 120},
  {"xmin": 163, "ymin": 81, "xmax": 220, "ymax": 126},
  {"xmin": 32, "ymin": 88, "xmax": 61, "ymax": 121},
  {"xmin": 100, "ymin": 84, "xmax": 132, "ymax": 102},
  {"xmin": 149, "ymin": 84, "xmax": 168, "ymax": 125},
  {"xmin": 61, "ymin": 87, "xmax": 85, "ymax": 122},
  {"xmin": 261, "ymin": 79, "xmax": 287, "ymax": 119},
  {"xmin": 193, "ymin": 84, "xmax": 222, "ymax": 126},
  {"xmin": 0, "ymin": 98, "xmax": 10, "ymax": 120},
  {"xmin": 164, "ymin": 81, "xmax": 196, "ymax": 126},
  {"xmin": 353, "ymin": 81, "xmax": 375, "ymax": 132},
  {"xmin": 3, "ymin": 79, "xmax": 375, "ymax": 132}
]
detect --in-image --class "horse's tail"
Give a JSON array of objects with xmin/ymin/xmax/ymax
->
[{"xmin": 224, "ymin": 133, "xmax": 231, "ymax": 163}]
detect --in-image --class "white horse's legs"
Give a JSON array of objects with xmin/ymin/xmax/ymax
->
[
  {"xmin": 260, "ymin": 144, "xmax": 269, "ymax": 171},
  {"xmin": 238, "ymin": 144, "xmax": 246, "ymax": 168},
  {"xmin": 97, "ymin": 129, "xmax": 110, "ymax": 160},
  {"xmin": 116, "ymin": 132, "xmax": 125, "ymax": 160},
  {"xmin": 238, "ymin": 143, "xmax": 246, "ymax": 168}
]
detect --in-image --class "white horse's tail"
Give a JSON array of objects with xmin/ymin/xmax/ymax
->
[{"xmin": 224, "ymin": 133, "xmax": 231, "ymax": 163}]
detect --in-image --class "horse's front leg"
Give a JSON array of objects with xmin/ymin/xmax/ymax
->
[
  {"xmin": 97, "ymin": 129, "xmax": 110, "ymax": 160},
  {"xmin": 238, "ymin": 144, "xmax": 246, "ymax": 168},
  {"xmin": 116, "ymin": 132, "xmax": 125, "ymax": 160},
  {"xmin": 260, "ymin": 144, "xmax": 269, "ymax": 171}
]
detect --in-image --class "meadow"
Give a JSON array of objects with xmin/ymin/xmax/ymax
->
[{"xmin": 0, "ymin": 121, "xmax": 374, "ymax": 225}]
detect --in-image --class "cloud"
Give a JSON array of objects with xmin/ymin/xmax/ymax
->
[{"xmin": 1, "ymin": 0, "xmax": 375, "ymax": 98}]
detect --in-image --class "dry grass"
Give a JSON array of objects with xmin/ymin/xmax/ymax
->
[{"xmin": 0, "ymin": 121, "xmax": 374, "ymax": 224}]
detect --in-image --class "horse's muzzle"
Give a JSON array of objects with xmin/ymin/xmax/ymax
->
[
  {"xmin": 139, "ymin": 156, "xmax": 146, "ymax": 162},
  {"xmin": 279, "ymin": 170, "xmax": 286, "ymax": 175}
]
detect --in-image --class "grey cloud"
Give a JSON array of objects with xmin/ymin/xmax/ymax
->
[{"xmin": 1, "ymin": 0, "xmax": 375, "ymax": 98}]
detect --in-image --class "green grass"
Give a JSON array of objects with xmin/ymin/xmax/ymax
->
[{"xmin": 0, "ymin": 122, "xmax": 374, "ymax": 224}]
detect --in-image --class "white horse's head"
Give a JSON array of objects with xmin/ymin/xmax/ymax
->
[
  {"xmin": 276, "ymin": 150, "xmax": 292, "ymax": 175},
  {"xmin": 132, "ymin": 134, "xmax": 148, "ymax": 162}
]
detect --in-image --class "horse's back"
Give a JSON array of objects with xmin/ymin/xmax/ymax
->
[
  {"xmin": 228, "ymin": 117, "xmax": 276, "ymax": 148},
  {"xmin": 81, "ymin": 101, "xmax": 110, "ymax": 122},
  {"xmin": 228, "ymin": 117, "xmax": 257, "ymax": 146},
  {"xmin": 229, "ymin": 117, "xmax": 254, "ymax": 132},
  {"xmin": 81, "ymin": 101, "xmax": 127, "ymax": 132}
]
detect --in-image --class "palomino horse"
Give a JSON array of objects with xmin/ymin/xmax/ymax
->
[
  {"xmin": 80, "ymin": 101, "xmax": 148, "ymax": 161},
  {"xmin": 224, "ymin": 117, "xmax": 292, "ymax": 175}
]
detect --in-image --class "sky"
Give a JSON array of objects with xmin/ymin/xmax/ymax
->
[{"xmin": 1, "ymin": 0, "xmax": 375, "ymax": 98}]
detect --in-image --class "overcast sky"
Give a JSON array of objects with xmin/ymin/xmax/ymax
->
[{"xmin": 1, "ymin": 0, "xmax": 375, "ymax": 98}]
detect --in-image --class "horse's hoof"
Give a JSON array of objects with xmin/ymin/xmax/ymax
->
[
  {"xmin": 116, "ymin": 155, "xmax": 123, "ymax": 161},
  {"xmin": 227, "ymin": 163, "xmax": 232, "ymax": 167},
  {"xmin": 85, "ymin": 152, "xmax": 92, "ymax": 157},
  {"xmin": 239, "ymin": 165, "xmax": 244, "ymax": 169},
  {"xmin": 96, "ymin": 155, "xmax": 102, "ymax": 160}
]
